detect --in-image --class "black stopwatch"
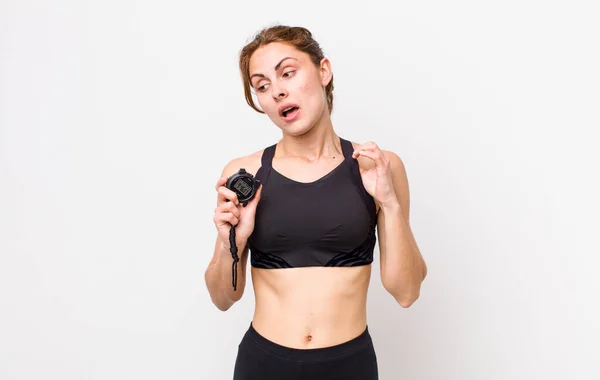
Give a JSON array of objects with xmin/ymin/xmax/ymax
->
[
  {"xmin": 224, "ymin": 168, "xmax": 260, "ymax": 291},
  {"xmin": 225, "ymin": 168, "xmax": 260, "ymax": 206}
]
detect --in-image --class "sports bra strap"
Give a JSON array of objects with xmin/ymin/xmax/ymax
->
[
  {"xmin": 340, "ymin": 137, "xmax": 354, "ymax": 160},
  {"xmin": 261, "ymin": 143, "xmax": 276, "ymax": 168},
  {"xmin": 254, "ymin": 143, "xmax": 276, "ymax": 185},
  {"xmin": 340, "ymin": 137, "xmax": 377, "ymax": 223}
]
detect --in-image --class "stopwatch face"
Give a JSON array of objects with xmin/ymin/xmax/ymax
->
[{"xmin": 231, "ymin": 176, "xmax": 254, "ymax": 200}]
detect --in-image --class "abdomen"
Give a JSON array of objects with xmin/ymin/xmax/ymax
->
[{"xmin": 250, "ymin": 264, "xmax": 372, "ymax": 349}]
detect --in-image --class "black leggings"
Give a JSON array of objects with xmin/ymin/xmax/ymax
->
[{"xmin": 233, "ymin": 322, "xmax": 378, "ymax": 380}]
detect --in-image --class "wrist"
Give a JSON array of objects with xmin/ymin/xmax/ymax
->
[
  {"xmin": 220, "ymin": 237, "xmax": 247, "ymax": 253},
  {"xmin": 380, "ymin": 200, "xmax": 402, "ymax": 214}
]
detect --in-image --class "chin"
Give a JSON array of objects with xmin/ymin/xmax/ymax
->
[
  {"xmin": 279, "ymin": 121, "xmax": 315, "ymax": 136},
  {"xmin": 269, "ymin": 107, "xmax": 320, "ymax": 136}
]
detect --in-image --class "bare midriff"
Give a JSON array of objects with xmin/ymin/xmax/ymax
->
[{"xmin": 250, "ymin": 264, "xmax": 372, "ymax": 349}]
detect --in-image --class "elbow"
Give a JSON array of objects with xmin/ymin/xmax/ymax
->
[
  {"xmin": 383, "ymin": 280, "xmax": 422, "ymax": 308},
  {"xmin": 209, "ymin": 291, "xmax": 236, "ymax": 312},
  {"xmin": 383, "ymin": 258, "xmax": 427, "ymax": 308},
  {"xmin": 204, "ymin": 269, "xmax": 237, "ymax": 312},
  {"xmin": 215, "ymin": 301, "xmax": 233, "ymax": 312},
  {"xmin": 395, "ymin": 290, "xmax": 420, "ymax": 308}
]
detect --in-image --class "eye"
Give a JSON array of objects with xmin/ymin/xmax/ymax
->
[
  {"xmin": 283, "ymin": 70, "xmax": 295, "ymax": 78},
  {"xmin": 257, "ymin": 84, "xmax": 269, "ymax": 92}
]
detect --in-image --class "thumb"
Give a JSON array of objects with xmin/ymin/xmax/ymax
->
[{"xmin": 244, "ymin": 183, "xmax": 262, "ymax": 210}]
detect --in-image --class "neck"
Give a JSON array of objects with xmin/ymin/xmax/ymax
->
[{"xmin": 277, "ymin": 111, "xmax": 342, "ymax": 162}]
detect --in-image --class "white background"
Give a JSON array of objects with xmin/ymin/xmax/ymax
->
[{"xmin": 1, "ymin": 0, "xmax": 599, "ymax": 379}]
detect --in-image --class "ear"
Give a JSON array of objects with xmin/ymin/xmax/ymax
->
[{"xmin": 319, "ymin": 57, "xmax": 333, "ymax": 87}]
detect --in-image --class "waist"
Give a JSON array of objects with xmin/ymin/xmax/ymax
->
[
  {"xmin": 250, "ymin": 265, "xmax": 371, "ymax": 349},
  {"xmin": 242, "ymin": 321, "xmax": 374, "ymax": 362}
]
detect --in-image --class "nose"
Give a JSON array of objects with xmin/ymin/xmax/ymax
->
[{"xmin": 271, "ymin": 82, "xmax": 287, "ymax": 101}]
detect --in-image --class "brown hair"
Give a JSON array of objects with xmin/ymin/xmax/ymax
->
[{"xmin": 239, "ymin": 25, "xmax": 334, "ymax": 115}]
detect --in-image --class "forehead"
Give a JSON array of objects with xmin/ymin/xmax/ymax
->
[{"xmin": 249, "ymin": 42, "xmax": 305, "ymax": 73}]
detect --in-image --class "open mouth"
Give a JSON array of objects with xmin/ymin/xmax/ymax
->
[{"xmin": 281, "ymin": 106, "xmax": 300, "ymax": 120}]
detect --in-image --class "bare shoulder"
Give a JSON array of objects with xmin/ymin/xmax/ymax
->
[{"xmin": 220, "ymin": 146, "xmax": 265, "ymax": 178}]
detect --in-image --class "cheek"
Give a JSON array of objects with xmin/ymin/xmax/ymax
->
[
  {"xmin": 256, "ymin": 95, "xmax": 275, "ymax": 114},
  {"xmin": 299, "ymin": 80, "xmax": 326, "ymax": 111},
  {"xmin": 299, "ymin": 79, "xmax": 314, "ymax": 94},
  {"xmin": 298, "ymin": 79, "xmax": 321, "ymax": 101}
]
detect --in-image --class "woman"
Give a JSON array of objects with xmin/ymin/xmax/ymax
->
[{"xmin": 205, "ymin": 25, "xmax": 427, "ymax": 380}]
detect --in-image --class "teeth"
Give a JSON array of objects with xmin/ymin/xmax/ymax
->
[{"xmin": 283, "ymin": 106, "xmax": 295, "ymax": 113}]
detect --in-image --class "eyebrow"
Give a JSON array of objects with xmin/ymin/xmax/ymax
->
[{"xmin": 250, "ymin": 57, "xmax": 298, "ymax": 82}]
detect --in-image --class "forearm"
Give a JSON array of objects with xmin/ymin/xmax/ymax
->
[
  {"xmin": 380, "ymin": 203, "xmax": 427, "ymax": 305},
  {"xmin": 205, "ymin": 239, "xmax": 248, "ymax": 311}
]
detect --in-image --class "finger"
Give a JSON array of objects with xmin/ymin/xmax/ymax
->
[
  {"xmin": 251, "ymin": 183, "xmax": 263, "ymax": 204},
  {"xmin": 351, "ymin": 141, "xmax": 378, "ymax": 159},
  {"xmin": 354, "ymin": 148, "xmax": 387, "ymax": 169},
  {"xmin": 215, "ymin": 176, "xmax": 228, "ymax": 191},
  {"xmin": 217, "ymin": 186, "xmax": 240, "ymax": 206},
  {"xmin": 214, "ymin": 212, "xmax": 239, "ymax": 226},
  {"xmin": 354, "ymin": 143, "xmax": 385, "ymax": 161},
  {"xmin": 242, "ymin": 183, "xmax": 263, "ymax": 209},
  {"xmin": 215, "ymin": 201, "xmax": 241, "ymax": 218}
]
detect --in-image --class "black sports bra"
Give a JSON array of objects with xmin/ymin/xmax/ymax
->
[{"xmin": 247, "ymin": 137, "xmax": 377, "ymax": 269}]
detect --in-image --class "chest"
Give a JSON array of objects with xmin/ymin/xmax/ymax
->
[{"xmin": 252, "ymin": 170, "xmax": 372, "ymax": 251}]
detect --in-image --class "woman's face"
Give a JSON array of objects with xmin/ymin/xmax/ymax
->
[{"xmin": 248, "ymin": 42, "xmax": 332, "ymax": 135}]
